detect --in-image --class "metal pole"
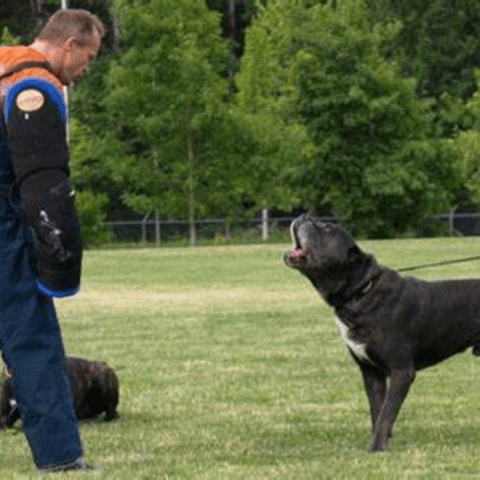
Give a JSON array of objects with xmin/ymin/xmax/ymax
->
[
  {"xmin": 449, "ymin": 205, "xmax": 458, "ymax": 237},
  {"xmin": 61, "ymin": 0, "xmax": 69, "ymax": 141},
  {"xmin": 142, "ymin": 213, "xmax": 149, "ymax": 244},
  {"xmin": 155, "ymin": 211, "xmax": 161, "ymax": 246},
  {"xmin": 262, "ymin": 208, "xmax": 268, "ymax": 242}
]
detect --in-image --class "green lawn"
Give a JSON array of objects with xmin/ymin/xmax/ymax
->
[{"xmin": 3, "ymin": 237, "xmax": 480, "ymax": 478}]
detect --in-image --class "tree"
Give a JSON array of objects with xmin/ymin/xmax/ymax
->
[
  {"xmin": 366, "ymin": 0, "xmax": 480, "ymax": 138},
  {"xmin": 234, "ymin": 0, "xmax": 314, "ymax": 215},
  {"xmin": 68, "ymin": 116, "xmax": 121, "ymax": 244},
  {"xmin": 0, "ymin": 0, "xmax": 41, "ymax": 40},
  {"xmin": 205, "ymin": 0, "xmax": 258, "ymax": 72},
  {"xmin": 104, "ymin": 0, "xmax": 246, "ymax": 245},
  {"xmin": 368, "ymin": 0, "xmax": 480, "ymax": 101},
  {"xmin": 452, "ymin": 71, "xmax": 480, "ymax": 207},
  {"xmin": 237, "ymin": 0, "xmax": 460, "ymax": 237},
  {"xmin": 297, "ymin": 1, "xmax": 462, "ymax": 237}
]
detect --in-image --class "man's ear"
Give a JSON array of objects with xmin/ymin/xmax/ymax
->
[{"xmin": 63, "ymin": 36, "xmax": 78, "ymax": 52}]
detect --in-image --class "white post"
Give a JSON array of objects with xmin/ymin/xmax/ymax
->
[
  {"xmin": 142, "ymin": 213, "xmax": 149, "ymax": 244},
  {"xmin": 449, "ymin": 205, "xmax": 457, "ymax": 237},
  {"xmin": 155, "ymin": 211, "xmax": 161, "ymax": 246},
  {"xmin": 262, "ymin": 208, "xmax": 268, "ymax": 242},
  {"xmin": 61, "ymin": 0, "xmax": 69, "ymax": 142}
]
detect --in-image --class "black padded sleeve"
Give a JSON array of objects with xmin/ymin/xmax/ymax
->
[{"xmin": 4, "ymin": 78, "xmax": 82, "ymax": 296}]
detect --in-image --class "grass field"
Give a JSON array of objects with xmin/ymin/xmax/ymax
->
[{"xmin": 4, "ymin": 237, "xmax": 480, "ymax": 479}]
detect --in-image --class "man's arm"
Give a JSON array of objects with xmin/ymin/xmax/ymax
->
[{"xmin": 4, "ymin": 75, "xmax": 82, "ymax": 297}]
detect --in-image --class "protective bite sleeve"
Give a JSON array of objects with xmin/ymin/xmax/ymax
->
[{"xmin": 4, "ymin": 78, "xmax": 82, "ymax": 296}]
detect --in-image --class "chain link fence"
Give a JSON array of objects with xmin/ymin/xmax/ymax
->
[
  {"xmin": 104, "ymin": 215, "xmax": 311, "ymax": 246},
  {"xmin": 101, "ymin": 212, "xmax": 480, "ymax": 246}
]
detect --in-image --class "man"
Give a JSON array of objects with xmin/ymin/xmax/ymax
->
[{"xmin": 0, "ymin": 10, "xmax": 104, "ymax": 472}]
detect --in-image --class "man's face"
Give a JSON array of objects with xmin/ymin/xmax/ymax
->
[{"xmin": 58, "ymin": 30, "xmax": 101, "ymax": 85}]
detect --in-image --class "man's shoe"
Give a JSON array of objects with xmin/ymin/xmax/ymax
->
[{"xmin": 37, "ymin": 457, "xmax": 94, "ymax": 473}]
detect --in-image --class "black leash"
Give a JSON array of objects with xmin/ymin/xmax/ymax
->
[{"xmin": 399, "ymin": 254, "xmax": 480, "ymax": 272}]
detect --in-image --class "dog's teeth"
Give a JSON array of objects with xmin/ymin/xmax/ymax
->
[{"xmin": 290, "ymin": 220, "xmax": 301, "ymax": 248}]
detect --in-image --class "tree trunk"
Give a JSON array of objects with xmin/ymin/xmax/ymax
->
[
  {"xmin": 228, "ymin": 0, "xmax": 236, "ymax": 41},
  {"xmin": 30, "ymin": 0, "xmax": 43, "ymax": 31},
  {"xmin": 111, "ymin": 14, "xmax": 121, "ymax": 53}
]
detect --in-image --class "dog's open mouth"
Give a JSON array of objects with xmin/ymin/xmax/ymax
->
[
  {"xmin": 284, "ymin": 216, "xmax": 311, "ymax": 267},
  {"xmin": 285, "ymin": 246, "xmax": 307, "ymax": 266}
]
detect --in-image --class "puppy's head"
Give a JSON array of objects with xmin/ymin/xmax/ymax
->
[{"xmin": 284, "ymin": 214, "xmax": 368, "ymax": 299}]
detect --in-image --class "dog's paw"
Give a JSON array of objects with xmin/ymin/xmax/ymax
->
[
  {"xmin": 104, "ymin": 411, "xmax": 119, "ymax": 422},
  {"xmin": 369, "ymin": 439, "xmax": 389, "ymax": 453}
]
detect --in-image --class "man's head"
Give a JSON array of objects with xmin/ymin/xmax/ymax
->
[{"xmin": 31, "ymin": 9, "xmax": 105, "ymax": 85}]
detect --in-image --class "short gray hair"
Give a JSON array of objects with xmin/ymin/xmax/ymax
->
[{"xmin": 36, "ymin": 9, "xmax": 105, "ymax": 47}]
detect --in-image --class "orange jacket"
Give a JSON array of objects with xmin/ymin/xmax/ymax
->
[{"xmin": 0, "ymin": 46, "xmax": 64, "ymax": 102}]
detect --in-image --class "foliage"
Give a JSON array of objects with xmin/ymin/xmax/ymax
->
[
  {"xmin": 75, "ymin": 189, "xmax": 111, "ymax": 246},
  {"xmin": 293, "ymin": 10, "xmax": 457, "ymax": 237},
  {"xmin": 367, "ymin": 0, "xmax": 480, "ymax": 101},
  {"xmin": 0, "ymin": 26, "xmax": 20, "ymax": 46},
  {"xmin": 69, "ymin": 58, "xmax": 131, "ymax": 224},
  {"xmin": 366, "ymin": 0, "xmax": 480, "ymax": 139},
  {"xmin": 234, "ymin": 0, "xmax": 314, "ymax": 213},
  {"xmin": 105, "ymin": 0, "xmax": 244, "ymax": 244},
  {"xmin": 205, "ymin": 0, "xmax": 258, "ymax": 64},
  {"xmin": 452, "ymin": 71, "xmax": 480, "ymax": 206},
  {"xmin": 3, "ymin": 0, "xmax": 480, "ymax": 239},
  {"xmin": 237, "ymin": 0, "xmax": 461, "ymax": 237},
  {"xmin": 69, "ymin": 118, "xmax": 113, "ymax": 245}
]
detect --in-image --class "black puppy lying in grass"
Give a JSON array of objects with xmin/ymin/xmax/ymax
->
[{"xmin": 0, "ymin": 356, "xmax": 119, "ymax": 429}]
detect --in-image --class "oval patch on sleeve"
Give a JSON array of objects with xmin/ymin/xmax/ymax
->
[{"xmin": 16, "ymin": 88, "xmax": 45, "ymax": 112}]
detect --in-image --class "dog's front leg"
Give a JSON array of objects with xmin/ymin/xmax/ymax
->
[
  {"xmin": 356, "ymin": 359, "xmax": 387, "ymax": 435},
  {"xmin": 369, "ymin": 367, "xmax": 415, "ymax": 453}
]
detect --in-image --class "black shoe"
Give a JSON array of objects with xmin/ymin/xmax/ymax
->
[{"xmin": 37, "ymin": 458, "xmax": 94, "ymax": 473}]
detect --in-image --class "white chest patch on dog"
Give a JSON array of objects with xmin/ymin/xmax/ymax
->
[{"xmin": 334, "ymin": 316, "xmax": 371, "ymax": 362}]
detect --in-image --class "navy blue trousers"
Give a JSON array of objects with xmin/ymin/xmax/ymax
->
[{"xmin": 0, "ymin": 191, "xmax": 83, "ymax": 468}]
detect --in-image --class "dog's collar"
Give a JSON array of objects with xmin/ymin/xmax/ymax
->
[
  {"xmin": 354, "ymin": 277, "xmax": 376, "ymax": 298},
  {"xmin": 329, "ymin": 266, "xmax": 382, "ymax": 311}
]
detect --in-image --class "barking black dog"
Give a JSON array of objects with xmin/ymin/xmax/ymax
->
[
  {"xmin": 284, "ymin": 214, "xmax": 480, "ymax": 452},
  {"xmin": 0, "ymin": 356, "xmax": 119, "ymax": 429}
]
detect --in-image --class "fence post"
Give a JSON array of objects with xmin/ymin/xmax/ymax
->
[
  {"xmin": 155, "ymin": 211, "xmax": 161, "ymax": 246},
  {"xmin": 449, "ymin": 205, "xmax": 458, "ymax": 237},
  {"xmin": 262, "ymin": 208, "xmax": 268, "ymax": 242},
  {"xmin": 142, "ymin": 213, "xmax": 149, "ymax": 244}
]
